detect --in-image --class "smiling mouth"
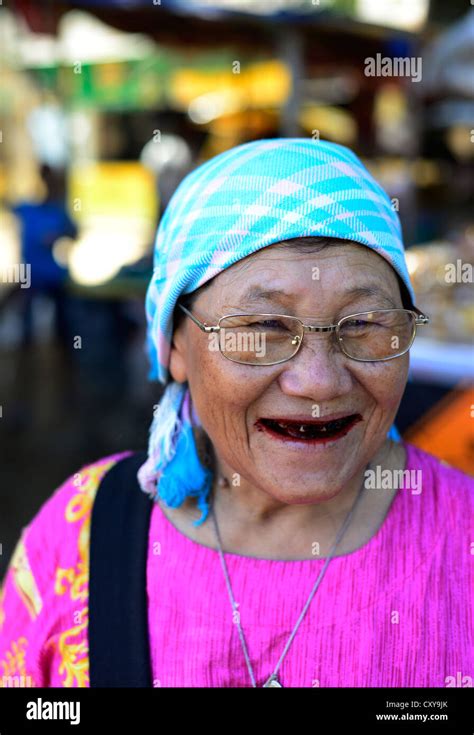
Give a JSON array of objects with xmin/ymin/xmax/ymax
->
[{"xmin": 255, "ymin": 414, "xmax": 362, "ymax": 443}]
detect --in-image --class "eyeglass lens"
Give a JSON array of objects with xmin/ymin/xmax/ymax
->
[{"xmin": 215, "ymin": 311, "xmax": 416, "ymax": 364}]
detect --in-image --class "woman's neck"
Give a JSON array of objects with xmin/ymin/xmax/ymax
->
[{"xmin": 159, "ymin": 439, "xmax": 406, "ymax": 561}]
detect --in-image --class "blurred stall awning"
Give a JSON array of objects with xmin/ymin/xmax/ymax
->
[{"xmin": 12, "ymin": 0, "xmax": 425, "ymax": 42}]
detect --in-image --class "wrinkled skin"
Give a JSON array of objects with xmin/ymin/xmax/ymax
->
[{"xmin": 165, "ymin": 243, "xmax": 409, "ymax": 560}]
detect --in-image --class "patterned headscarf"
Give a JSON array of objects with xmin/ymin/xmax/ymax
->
[{"xmin": 137, "ymin": 138, "xmax": 416, "ymax": 522}]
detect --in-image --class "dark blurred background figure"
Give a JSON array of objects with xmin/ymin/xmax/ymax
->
[{"xmin": 12, "ymin": 164, "xmax": 77, "ymax": 349}]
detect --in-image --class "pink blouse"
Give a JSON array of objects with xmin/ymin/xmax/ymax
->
[{"xmin": 0, "ymin": 442, "xmax": 472, "ymax": 688}]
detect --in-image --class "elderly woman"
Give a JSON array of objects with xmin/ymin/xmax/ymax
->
[{"xmin": 0, "ymin": 139, "xmax": 472, "ymax": 689}]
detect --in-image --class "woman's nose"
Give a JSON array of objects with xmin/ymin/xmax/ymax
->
[{"xmin": 277, "ymin": 333, "xmax": 354, "ymax": 402}]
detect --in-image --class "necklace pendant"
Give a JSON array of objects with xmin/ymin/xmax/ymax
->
[{"xmin": 263, "ymin": 675, "xmax": 283, "ymax": 688}]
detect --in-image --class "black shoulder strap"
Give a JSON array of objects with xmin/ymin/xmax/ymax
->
[{"xmin": 88, "ymin": 450, "xmax": 154, "ymax": 687}]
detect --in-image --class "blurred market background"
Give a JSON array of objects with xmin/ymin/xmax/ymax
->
[{"xmin": 0, "ymin": 0, "xmax": 473, "ymax": 575}]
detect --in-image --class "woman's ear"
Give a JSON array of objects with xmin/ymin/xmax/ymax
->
[{"xmin": 169, "ymin": 325, "xmax": 188, "ymax": 383}]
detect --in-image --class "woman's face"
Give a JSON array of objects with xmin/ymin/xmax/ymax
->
[{"xmin": 170, "ymin": 243, "xmax": 409, "ymax": 504}]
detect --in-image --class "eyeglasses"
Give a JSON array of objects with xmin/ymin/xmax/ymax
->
[{"xmin": 178, "ymin": 303, "xmax": 429, "ymax": 366}]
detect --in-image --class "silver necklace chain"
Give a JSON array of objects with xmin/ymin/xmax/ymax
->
[{"xmin": 210, "ymin": 473, "xmax": 368, "ymax": 688}]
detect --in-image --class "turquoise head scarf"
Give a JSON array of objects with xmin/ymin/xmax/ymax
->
[{"xmin": 137, "ymin": 138, "xmax": 415, "ymax": 523}]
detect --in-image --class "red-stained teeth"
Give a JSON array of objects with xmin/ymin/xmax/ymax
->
[
  {"xmin": 256, "ymin": 414, "xmax": 363, "ymax": 446},
  {"xmin": 262, "ymin": 416, "xmax": 357, "ymax": 439}
]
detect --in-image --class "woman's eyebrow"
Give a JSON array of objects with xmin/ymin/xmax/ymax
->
[
  {"xmin": 343, "ymin": 285, "xmax": 398, "ymax": 306},
  {"xmin": 239, "ymin": 284, "xmax": 397, "ymax": 306},
  {"xmin": 240, "ymin": 286, "xmax": 292, "ymax": 304}
]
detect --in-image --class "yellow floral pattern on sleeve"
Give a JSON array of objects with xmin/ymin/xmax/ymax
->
[
  {"xmin": 0, "ymin": 636, "xmax": 36, "ymax": 688},
  {"xmin": 56, "ymin": 615, "xmax": 90, "ymax": 688},
  {"xmin": 52, "ymin": 456, "xmax": 123, "ymax": 688},
  {"xmin": 0, "ymin": 534, "xmax": 41, "ymax": 687},
  {"xmin": 10, "ymin": 533, "xmax": 43, "ymax": 620}
]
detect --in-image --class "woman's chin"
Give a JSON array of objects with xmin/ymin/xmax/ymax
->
[
  {"xmin": 256, "ymin": 471, "xmax": 354, "ymax": 505},
  {"xmin": 251, "ymin": 430, "xmax": 364, "ymax": 483}
]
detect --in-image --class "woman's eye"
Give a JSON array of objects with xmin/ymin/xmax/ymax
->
[
  {"xmin": 342, "ymin": 319, "xmax": 385, "ymax": 331},
  {"xmin": 344, "ymin": 319, "xmax": 370, "ymax": 328},
  {"xmin": 255, "ymin": 319, "xmax": 287, "ymax": 330}
]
